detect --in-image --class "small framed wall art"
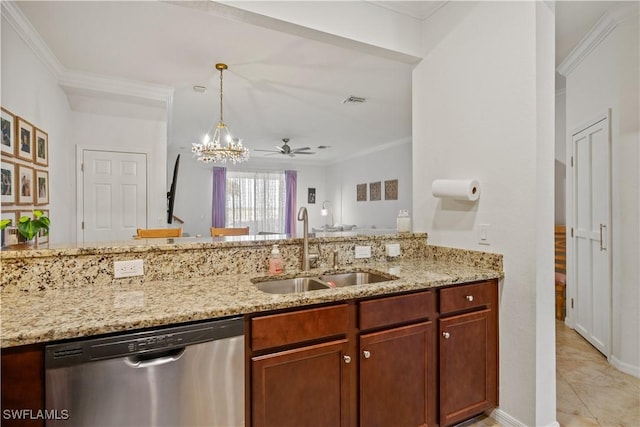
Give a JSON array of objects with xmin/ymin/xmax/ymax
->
[
  {"xmin": 1, "ymin": 159, "xmax": 16, "ymax": 205},
  {"xmin": 16, "ymin": 117, "xmax": 34, "ymax": 162},
  {"xmin": 385, "ymin": 179, "xmax": 398, "ymax": 200},
  {"xmin": 369, "ymin": 181, "xmax": 381, "ymax": 201},
  {"xmin": 35, "ymin": 128, "xmax": 48, "ymax": 166},
  {"xmin": 1, "ymin": 107, "xmax": 15, "ymax": 157},
  {"xmin": 308, "ymin": 187, "xmax": 316, "ymax": 204},
  {"xmin": 35, "ymin": 169, "xmax": 49, "ymax": 205},
  {"xmin": 17, "ymin": 163, "xmax": 34, "ymax": 205},
  {"xmin": 357, "ymin": 183, "xmax": 367, "ymax": 202}
]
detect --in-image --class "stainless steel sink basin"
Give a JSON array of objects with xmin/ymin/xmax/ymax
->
[
  {"xmin": 254, "ymin": 277, "xmax": 330, "ymax": 294},
  {"xmin": 319, "ymin": 272, "xmax": 392, "ymax": 287},
  {"xmin": 253, "ymin": 270, "xmax": 397, "ymax": 294}
]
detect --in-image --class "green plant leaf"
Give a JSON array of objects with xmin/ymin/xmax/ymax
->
[{"xmin": 0, "ymin": 219, "xmax": 12, "ymax": 230}]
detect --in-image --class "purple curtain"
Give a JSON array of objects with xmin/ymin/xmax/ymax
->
[
  {"xmin": 285, "ymin": 170, "xmax": 297, "ymax": 235},
  {"xmin": 212, "ymin": 167, "xmax": 226, "ymax": 228}
]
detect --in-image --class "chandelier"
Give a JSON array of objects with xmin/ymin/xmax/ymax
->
[{"xmin": 192, "ymin": 63, "xmax": 249, "ymax": 164}]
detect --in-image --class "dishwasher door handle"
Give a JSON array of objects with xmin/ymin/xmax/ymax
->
[{"xmin": 124, "ymin": 347, "xmax": 186, "ymax": 368}]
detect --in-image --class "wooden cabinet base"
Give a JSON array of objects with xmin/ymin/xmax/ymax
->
[{"xmin": 1, "ymin": 344, "xmax": 45, "ymax": 427}]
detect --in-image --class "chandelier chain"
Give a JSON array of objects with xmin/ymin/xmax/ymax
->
[{"xmin": 219, "ymin": 67, "xmax": 224, "ymax": 123}]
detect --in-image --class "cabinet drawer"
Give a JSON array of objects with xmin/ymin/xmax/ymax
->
[
  {"xmin": 251, "ymin": 304, "xmax": 349, "ymax": 351},
  {"xmin": 439, "ymin": 281, "xmax": 495, "ymax": 315},
  {"xmin": 360, "ymin": 291, "xmax": 435, "ymax": 330}
]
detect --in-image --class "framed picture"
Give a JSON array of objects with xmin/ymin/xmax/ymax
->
[
  {"xmin": 1, "ymin": 160, "xmax": 17, "ymax": 205},
  {"xmin": 307, "ymin": 188, "xmax": 316, "ymax": 204},
  {"xmin": 16, "ymin": 117, "xmax": 34, "ymax": 162},
  {"xmin": 1, "ymin": 107, "xmax": 16, "ymax": 157},
  {"xmin": 17, "ymin": 163, "xmax": 34, "ymax": 205},
  {"xmin": 385, "ymin": 179, "xmax": 398, "ymax": 200},
  {"xmin": 370, "ymin": 181, "xmax": 381, "ymax": 201},
  {"xmin": 35, "ymin": 128, "xmax": 48, "ymax": 166},
  {"xmin": 357, "ymin": 183, "xmax": 367, "ymax": 202},
  {"xmin": 35, "ymin": 169, "xmax": 49, "ymax": 205},
  {"xmin": 1, "ymin": 210, "xmax": 18, "ymax": 227}
]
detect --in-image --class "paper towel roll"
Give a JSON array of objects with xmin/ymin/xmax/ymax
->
[{"xmin": 432, "ymin": 179, "xmax": 480, "ymax": 201}]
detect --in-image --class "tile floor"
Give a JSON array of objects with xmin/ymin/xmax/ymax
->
[
  {"xmin": 556, "ymin": 321, "xmax": 640, "ymax": 427},
  {"xmin": 465, "ymin": 321, "xmax": 640, "ymax": 427}
]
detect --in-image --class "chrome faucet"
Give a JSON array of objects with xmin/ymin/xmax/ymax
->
[{"xmin": 297, "ymin": 207, "xmax": 318, "ymax": 271}]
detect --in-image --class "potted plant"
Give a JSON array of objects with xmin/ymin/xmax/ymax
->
[{"xmin": 17, "ymin": 210, "xmax": 50, "ymax": 243}]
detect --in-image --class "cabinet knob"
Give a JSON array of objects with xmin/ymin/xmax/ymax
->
[
  {"xmin": 466, "ymin": 295, "xmax": 474, "ymax": 302},
  {"xmin": 343, "ymin": 355, "xmax": 351, "ymax": 364},
  {"xmin": 442, "ymin": 331, "xmax": 451, "ymax": 339},
  {"xmin": 363, "ymin": 350, "xmax": 371, "ymax": 359}
]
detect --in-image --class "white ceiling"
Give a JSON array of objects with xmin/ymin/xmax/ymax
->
[{"xmin": 14, "ymin": 1, "xmax": 625, "ymax": 165}]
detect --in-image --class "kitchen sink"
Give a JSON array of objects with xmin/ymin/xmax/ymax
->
[
  {"xmin": 252, "ymin": 270, "xmax": 397, "ymax": 294},
  {"xmin": 254, "ymin": 277, "xmax": 331, "ymax": 294},
  {"xmin": 319, "ymin": 272, "xmax": 391, "ymax": 287}
]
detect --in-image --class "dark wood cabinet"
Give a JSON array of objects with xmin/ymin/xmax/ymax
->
[
  {"xmin": 251, "ymin": 339, "xmax": 351, "ymax": 427},
  {"xmin": 1, "ymin": 344, "xmax": 45, "ymax": 427},
  {"xmin": 360, "ymin": 321, "xmax": 435, "ymax": 427},
  {"xmin": 438, "ymin": 281, "xmax": 498, "ymax": 427}
]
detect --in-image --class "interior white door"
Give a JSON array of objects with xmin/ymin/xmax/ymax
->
[
  {"xmin": 572, "ymin": 116, "xmax": 611, "ymax": 356},
  {"xmin": 82, "ymin": 150, "xmax": 147, "ymax": 243}
]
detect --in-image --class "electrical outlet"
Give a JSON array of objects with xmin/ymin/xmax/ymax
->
[
  {"xmin": 114, "ymin": 259, "xmax": 144, "ymax": 278},
  {"xmin": 386, "ymin": 243, "xmax": 401, "ymax": 257},
  {"xmin": 355, "ymin": 246, "xmax": 371, "ymax": 259}
]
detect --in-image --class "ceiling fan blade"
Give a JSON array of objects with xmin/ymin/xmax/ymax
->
[
  {"xmin": 291, "ymin": 147, "xmax": 311, "ymax": 152},
  {"xmin": 295, "ymin": 151, "xmax": 316, "ymax": 155},
  {"xmin": 264, "ymin": 152, "xmax": 281, "ymax": 156},
  {"xmin": 275, "ymin": 145, "xmax": 286, "ymax": 152},
  {"xmin": 255, "ymin": 149, "xmax": 280, "ymax": 152}
]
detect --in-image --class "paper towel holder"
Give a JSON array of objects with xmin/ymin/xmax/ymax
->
[{"xmin": 431, "ymin": 179, "xmax": 481, "ymax": 202}]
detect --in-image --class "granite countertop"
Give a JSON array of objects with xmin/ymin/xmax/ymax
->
[{"xmin": 0, "ymin": 257, "xmax": 502, "ymax": 348}]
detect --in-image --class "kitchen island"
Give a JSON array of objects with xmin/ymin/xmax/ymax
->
[{"xmin": 1, "ymin": 233, "xmax": 503, "ymax": 426}]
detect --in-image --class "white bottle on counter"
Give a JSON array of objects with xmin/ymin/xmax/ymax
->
[
  {"xmin": 268, "ymin": 244, "xmax": 283, "ymax": 274},
  {"xmin": 397, "ymin": 210, "xmax": 411, "ymax": 233}
]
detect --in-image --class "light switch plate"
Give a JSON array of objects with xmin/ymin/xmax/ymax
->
[
  {"xmin": 114, "ymin": 259, "xmax": 144, "ymax": 278},
  {"xmin": 354, "ymin": 246, "xmax": 372, "ymax": 259},
  {"xmin": 478, "ymin": 224, "xmax": 491, "ymax": 245},
  {"xmin": 386, "ymin": 243, "xmax": 401, "ymax": 257}
]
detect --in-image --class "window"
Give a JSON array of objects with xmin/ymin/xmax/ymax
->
[{"xmin": 226, "ymin": 170, "xmax": 285, "ymax": 234}]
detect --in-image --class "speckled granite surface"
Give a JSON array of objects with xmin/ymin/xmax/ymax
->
[{"xmin": 0, "ymin": 234, "xmax": 503, "ymax": 348}]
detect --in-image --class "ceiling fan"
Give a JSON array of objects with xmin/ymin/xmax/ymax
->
[{"xmin": 254, "ymin": 138, "xmax": 316, "ymax": 157}]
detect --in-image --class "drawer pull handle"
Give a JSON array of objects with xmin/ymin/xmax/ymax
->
[
  {"xmin": 466, "ymin": 295, "xmax": 474, "ymax": 302},
  {"xmin": 343, "ymin": 355, "xmax": 351, "ymax": 364},
  {"xmin": 442, "ymin": 332, "xmax": 451, "ymax": 339},
  {"xmin": 363, "ymin": 350, "xmax": 371, "ymax": 359}
]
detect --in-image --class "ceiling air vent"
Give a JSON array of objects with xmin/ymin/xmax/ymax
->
[{"xmin": 342, "ymin": 95, "xmax": 366, "ymax": 104}]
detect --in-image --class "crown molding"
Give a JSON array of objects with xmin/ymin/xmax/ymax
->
[
  {"xmin": 557, "ymin": 2, "xmax": 638, "ymax": 77},
  {"xmin": 1, "ymin": 1, "xmax": 172, "ymax": 107},
  {"xmin": 1, "ymin": 1, "xmax": 64, "ymax": 77}
]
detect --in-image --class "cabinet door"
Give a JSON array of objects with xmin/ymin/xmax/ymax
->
[
  {"xmin": 439, "ymin": 309, "xmax": 497, "ymax": 427},
  {"xmin": 360, "ymin": 322, "xmax": 436, "ymax": 427},
  {"xmin": 251, "ymin": 339, "xmax": 350, "ymax": 427}
]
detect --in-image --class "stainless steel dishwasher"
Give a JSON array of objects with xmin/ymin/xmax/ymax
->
[{"xmin": 45, "ymin": 316, "xmax": 244, "ymax": 427}]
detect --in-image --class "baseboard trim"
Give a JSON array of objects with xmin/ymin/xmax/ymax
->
[
  {"xmin": 489, "ymin": 408, "xmax": 526, "ymax": 427},
  {"xmin": 610, "ymin": 355, "xmax": 640, "ymax": 378}
]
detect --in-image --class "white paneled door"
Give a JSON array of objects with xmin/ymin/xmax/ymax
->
[
  {"xmin": 81, "ymin": 150, "xmax": 147, "ymax": 243},
  {"xmin": 571, "ymin": 115, "xmax": 611, "ymax": 356}
]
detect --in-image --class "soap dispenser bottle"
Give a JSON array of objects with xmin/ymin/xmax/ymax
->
[{"xmin": 268, "ymin": 244, "xmax": 283, "ymax": 274}]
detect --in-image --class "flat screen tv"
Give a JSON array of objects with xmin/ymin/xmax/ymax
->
[{"xmin": 167, "ymin": 154, "xmax": 180, "ymax": 224}]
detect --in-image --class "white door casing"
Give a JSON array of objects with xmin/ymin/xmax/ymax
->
[
  {"xmin": 78, "ymin": 148, "xmax": 148, "ymax": 243},
  {"xmin": 570, "ymin": 112, "xmax": 612, "ymax": 357}
]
